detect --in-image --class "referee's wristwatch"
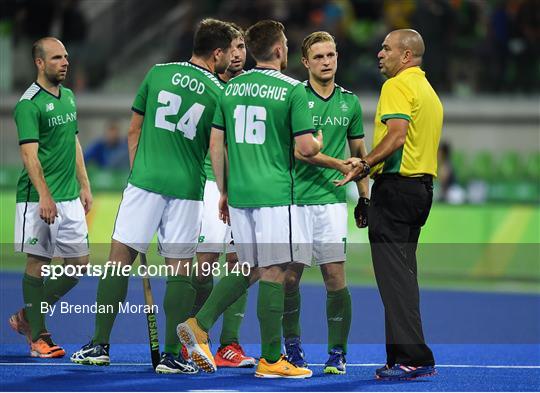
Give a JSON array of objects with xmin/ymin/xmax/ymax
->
[{"xmin": 356, "ymin": 159, "xmax": 370, "ymax": 180}]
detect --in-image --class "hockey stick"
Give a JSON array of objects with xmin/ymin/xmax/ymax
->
[{"xmin": 140, "ymin": 253, "xmax": 160, "ymax": 369}]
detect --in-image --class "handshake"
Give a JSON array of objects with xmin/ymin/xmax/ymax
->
[{"xmin": 334, "ymin": 157, "xmax": 371, "ymax": 186}]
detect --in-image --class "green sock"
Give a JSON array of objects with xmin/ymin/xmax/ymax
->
[
  {"xmin": 196, "ymin": 274, "xmax": 249, "ymax": 332},
  {"xmin": 92, "ymin": 268, "xmax": 129, "ymax": 345},
  {"xmin": 22, "ymin": 274, "xmax": 46, "ymax": 341},
  {"xmin": 190, "ymin": 273, "xmax": 213, "ymax": 317},
  {"xmin": 220, "ymin": 292, "xmax": 247, "ymax": 347},
  {"xmin": 164, "ymin": 275, "xmax": 196, "ymax": 356},
  {"xmin": 258, "ymin": 281, "xmax": 284, "ymax": 363},
  {"xmin": 327, "ymin": 287, "xmax": 352, "ymax": 354},
  {"xmin": 282, "ymin": 288, "xmax": 301, "ymax": 339},
  {"xmin": 43, "ymin": 274, "xmax": 79, "ymax": 306}
]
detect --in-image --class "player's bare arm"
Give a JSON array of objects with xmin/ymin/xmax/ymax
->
[
  {"xmin": 75, "ymin": 136, "xmax": 92, "ymax": 214},
  {"xmin": 209, "ymin": 127, "xmax": 229, "ymax": 224},
  {"xmin": 348, "ymin": 138, "xmax": 370, "ymax": 228},
  {"xmin": 19, "ymin": 142, "xmax": 57, "ymax": 224},
  {"xmin": 295, "ymin": 141, "xmax": 351, "ymax": 175},
  {"xmin": 348, "ymin": 138, "xmax": 369, "ymax": 198},
  {"xmin": 336, "ymin": 118, "xmax": 408, "ymax": 185},
  {"xmin": 127, "ymin": 112, "xmax": 144, "ymax": 169},
  {"xmin": 295, "ymin": 131, "xmax": 322, "ymax": 158}
]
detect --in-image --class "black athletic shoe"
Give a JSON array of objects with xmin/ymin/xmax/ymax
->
[
  {"xmin": 70, "ymin": 341, "xmax": 110, "ymax": 366},
  {"xmin": 376, "ymin": 364, "xmax": 437, "ymax": 380}
]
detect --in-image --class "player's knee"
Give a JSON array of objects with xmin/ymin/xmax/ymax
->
[
  {"xmin": 284, "ymin": 273, "xmax": 300, "ymax": 292},
  {"xmin": 225, "ymin": 252, "xmax": 238, "ymax": 265}
]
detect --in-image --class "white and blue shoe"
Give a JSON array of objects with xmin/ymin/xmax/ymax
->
[{"xmin": 155, "ymin": 352, "xmax": 199, "ymax": 374}]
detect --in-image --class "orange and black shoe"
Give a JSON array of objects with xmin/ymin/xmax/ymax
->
[
  {"xmin": 30, "ymin": 333, "xmax": 66, "ymax": 358},
  {"xmin": 8, "ymin": 309, "xmax": 32, "ymax": 343},
  {"xmin": 215, "ymin": 343, "xmax": 256, "ymax": 368}
]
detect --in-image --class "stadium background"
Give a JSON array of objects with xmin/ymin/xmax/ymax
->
[{"xmin": 0, "ymin": 1, "xmax": 538, "ymax": 391}]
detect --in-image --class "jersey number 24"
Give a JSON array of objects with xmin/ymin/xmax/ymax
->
[{"xmin": 155, "ymin": 90, "xmax": 205, "ymax": 140}]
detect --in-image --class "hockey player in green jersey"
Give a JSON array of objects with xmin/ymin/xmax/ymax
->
[
  {"xmin": 178, "ymin": 20, "xmax": 322, "ymax": 378},
  {"xmin": 283, "ymin": 31, "xmax": 370, "ymax": 375},
  {"xmin": 191, "ymin": 23, "xmax": 256, "ymax": 369},
  {"xmin": 10, "ymin": 37, "xmax": 92, "ymax": 359},
  {"xmin": 71, "ymin": 19, "xmax": 236, "ymax": 374}
]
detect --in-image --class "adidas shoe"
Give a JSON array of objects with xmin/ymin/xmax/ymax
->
[
  {"xmin": 155, "ymin": 352, "xmax": 198, "ymax": 374},
  {"xmin": 70, "ymin": 341, "xmax": 110, "ymax": 366},
  {"xmin": 181, "ymin": 344, "xmax": 189, "ymax": 361},
  {"xmin": 215, "ymin": 343, "xmax": 256, "ymax": 368},
  {"xmin": 284, "ymin": 337, "xmax": 307, "ymax": 367},
  {"xmin": 323, "ymin": 348, "xmax": 346, "ymax": 374},
  {"xmin": 375, "ymin": 364, "xmax": 437, "ymax": 380}
]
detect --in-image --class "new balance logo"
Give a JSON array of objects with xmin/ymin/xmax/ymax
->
[
  {"xmin": 308, "ymin": 101, "xmax": 314, "ymax": 109},
  {"xmin": 46, "ymin": 103, "xmax": 54, "ymax": 112},
  {"xmin": 26, "ymin": 237, "xmax": 38, "ymax": 245}
]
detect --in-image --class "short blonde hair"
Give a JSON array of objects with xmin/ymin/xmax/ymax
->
[{"xmin": 301, "ymin": 31, "xmax": 336, "ymax": 58}]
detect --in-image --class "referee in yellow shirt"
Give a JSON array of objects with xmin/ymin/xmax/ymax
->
[{"xmin": 336, "ymin": 29, "xmax": 443, "ymax": 380}]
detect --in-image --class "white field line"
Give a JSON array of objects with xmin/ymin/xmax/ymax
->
[{"xmin": 1, "ymin": 362, "xmax": 539, "ymax": 369}]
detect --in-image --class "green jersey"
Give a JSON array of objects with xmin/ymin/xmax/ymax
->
[
  {"xmin": 212, "ymin": 68, "xmax": 315, "ymax": 208},
  {"xmin": 14, "ymin": 83, "xmax": 79, "ymax": 203},
  {"xmin": 130, "ymin": 62, "xmax": 223, "ymax": 200},
  {"xmin": 202, "ymin": 74, "xmax": 228, "ymax": 182},
  {"xmin": 294, "ymin": 82, "xmax": 364, "ymax": 205}
]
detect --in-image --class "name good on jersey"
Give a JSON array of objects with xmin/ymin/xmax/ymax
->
[
  {"xmin": 212, "ymin": 68, "xmax": 315, "ymax": 208},
  {"xmin": 294, "ymin": 82, "xmax": 364, "ymax": 205},
  {"xmin": 14, "ymin": 83, "xmax": 79, "ymax": 203},
  {"xmin": 130, "ymin": 62, "xmax": 223, "ymax": 200}
]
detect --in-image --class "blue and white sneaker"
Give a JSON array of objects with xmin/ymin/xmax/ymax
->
[
  {"xmin": 284, "ymin": 337, "xmax": 307, "ymax": 367},
  {"xmin": 375, "ymin": 364, "xmax": 436, "ymax": 380},
  {"xmin": 155, "ymin": 352, "xmax": 199, "ymax": 374},
  {"xmin": 323, "ymin": 348, "xmax": 346, "ymax": 374},
  {"xmin": 70, "ymin": 341, "xmax": 110, "ymax": 366}
]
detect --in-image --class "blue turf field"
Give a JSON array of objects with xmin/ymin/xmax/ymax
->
[{"xmin": 1, "ymin": 272, "xmax": 539, "ymax": 391}]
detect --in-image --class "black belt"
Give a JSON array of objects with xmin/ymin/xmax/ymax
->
[{"xmin": 374, "ymin": 173, "xmax": 433, "ymax": 183}]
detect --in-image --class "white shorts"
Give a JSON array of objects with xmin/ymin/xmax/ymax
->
[
  {"xmin": 291, "ymin": 203, "xmax": 347, "ymax": 266},
  {"xmin": 112, "ymin": 183, "xmax": 203, "ymax": 258},
  {"xmin": 229, "ymin": 205, "xmax": 293, "ymax": 268},
  {"xmin": 14, "ymin": 198, "xmax": 89, "ymax": 259},
  {"xmin": 197, "ymin": 180, "xmax": 234, "ymax": 254}
]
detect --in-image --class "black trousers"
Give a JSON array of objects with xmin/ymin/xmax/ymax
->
[{"xmin": 368, "ymin": 174, "xmax": 435, "ymax": 367}]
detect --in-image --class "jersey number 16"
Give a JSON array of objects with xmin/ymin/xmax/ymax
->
[{"xmin": 233, "ymin": 105, "xmax": 266, "ymax": 145}]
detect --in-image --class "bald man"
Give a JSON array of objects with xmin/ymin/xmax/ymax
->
[
  {"xmin": 9, "ymin": 37, "xmax": 92, "ymax": 358},
  {"xmin": 336, "ymin": 29, "xmax": 443, "ymax": 380}
]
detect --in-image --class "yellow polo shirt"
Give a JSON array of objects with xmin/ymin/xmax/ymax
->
[{"xmin": 371, "ymin": 66, "xmax": 443, "ymax": 178}]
